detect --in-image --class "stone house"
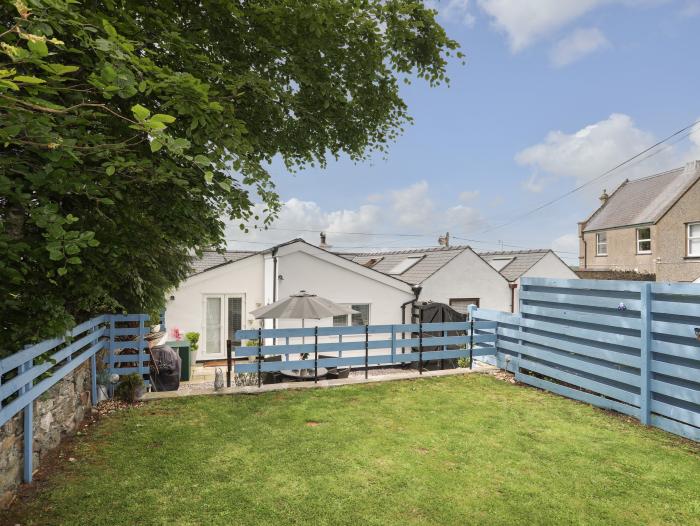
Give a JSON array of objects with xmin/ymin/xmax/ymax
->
[{"xmin": 578, "ymin": 161, "xmax": 700, "ymax": 282}]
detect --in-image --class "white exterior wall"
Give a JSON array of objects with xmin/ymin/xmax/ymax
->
[
  {"xmin": 419, "ymin": 249, "xmax": 511, "ymax": 311},
  {"xmin": 164, "ymin": 254, "xmax": 265, "ymax": 358},
  {"xmin": 275, "ymin": 248, "xmax": 414, "ymax": 329},
  {"xmin": 514, "ymin": 252, "xmax": 579, "ymax": 311}
]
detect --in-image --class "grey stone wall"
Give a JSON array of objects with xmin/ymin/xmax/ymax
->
[{"xmin": 0, "ymin": 361, "xmax": 93, "ymax": 508}]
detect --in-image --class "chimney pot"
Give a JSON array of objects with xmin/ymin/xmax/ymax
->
[{"xmin": 599, "ymin": 189, "xmax": 609, "ymax": 205}]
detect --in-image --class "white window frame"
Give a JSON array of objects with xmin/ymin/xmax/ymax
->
[
  {"xmin": 688, "ymin": 222, "xmax": 700, "ymax": 257},
  {"xmin": 596, "ymin": 232, "xmax": 607, "ymax": 256},
  {"xmin": 636, "ymin": 227, "xmax": 652, "ymax": 255},
  {"xmin": 332, "ymin": 303, "xmax": 371, "ymax": 327}
]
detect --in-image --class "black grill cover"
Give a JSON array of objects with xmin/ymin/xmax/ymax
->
[{"xmin": 150, "ymin": 345, "xmax": 181, "ymax": 391}]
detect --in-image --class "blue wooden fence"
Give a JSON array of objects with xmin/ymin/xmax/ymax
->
[
  {"xmin": 474, "ymin": 277, "xmax": 700, "ymax": 442},
  {"xmin": 0, "ymin": 313, "xmax": 149, "ymax": 484},
  {"xmin": 233, "ymin": 321, "xmax": 498, "ymax": 383}
]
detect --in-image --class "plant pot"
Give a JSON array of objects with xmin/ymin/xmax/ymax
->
[{"xmin": 96, "ymin": 384, "xmax": 109, "ymax": 403}]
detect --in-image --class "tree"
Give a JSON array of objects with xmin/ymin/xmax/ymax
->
[{"xmin": 0, "ymin": 0, "xmax": 461, "ymax": 353}]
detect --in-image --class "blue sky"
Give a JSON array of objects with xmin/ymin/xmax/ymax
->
[{"xmin": 228, "ymin": 0, "xmax": 700, "ymax": 264}]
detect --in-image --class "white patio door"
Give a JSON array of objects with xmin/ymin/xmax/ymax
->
[{"xmin": 202, "ymin": 294, "xmax": 244, "ymax": 360}]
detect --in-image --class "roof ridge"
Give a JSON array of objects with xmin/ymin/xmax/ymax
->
[
  {"xmin": 478, "ymin": 249, "xmax": 550, "ymax": 256},
  {"xmin": 336, "ymin": 245, "xmax": 469, "ymax": 256}
]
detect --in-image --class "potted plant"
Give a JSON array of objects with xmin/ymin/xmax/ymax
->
[
  {"xmin": 185, "ymin": 331, "xmax": 199, "ymax": 368},
  {"xmin": 115, "ymin": 373, "xmax": 145, "ymax": 403}
]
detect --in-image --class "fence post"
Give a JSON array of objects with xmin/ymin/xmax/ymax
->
[
  {"xmin": 314, "ymin": 326, "xmax": 318, "ymax": 384},
  {"xmin": 257, "ymin": 327, "xmax": 262, "ymax": 388},
  {"xmin": 418, "ymin": 322, "xmax": 423, "ymax": 375},
  {"xmin": 90, "ymin": 354, "xmax": 97, "ymax": 406},
  {"xmin": 364, "ymin": 324, "xmax": 369, "ymax": 379},
  {"xmin": 107, "ymin": 315, "xmax": 115, "ymax": 398},
  {"xmin": 138, "ymin": 314, "xmax": 147, "ymax": 389},
  {"xmin": 20, "ymin": 359, "xmax": 33, "ymax": 483},
  {"xmin": 390, "ymin": 326, "xmax": 396, "ymax": 364},
  {"xmin": 226, "ymin": 340, "xmax": 232, "ymax": 388},
  {"xmin": 640, "ymin": 282, "xmax": 652, "ymax": 425}
]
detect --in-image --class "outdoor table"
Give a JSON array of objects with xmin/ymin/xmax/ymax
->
[{"xmin": 280, "ymin": 367, "xmax": 329, "ymax": 381}]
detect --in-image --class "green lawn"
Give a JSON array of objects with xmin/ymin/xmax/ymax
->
[{"xmin": 6, "ymin": 374, "xmax": 700, "ymax": 525}]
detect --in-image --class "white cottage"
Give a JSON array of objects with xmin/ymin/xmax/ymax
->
[{"xmin": 164, "ymin": 239, "xmax": 577, "ymax": 361}]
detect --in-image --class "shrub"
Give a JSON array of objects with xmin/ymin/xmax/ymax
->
[
  {"xmin": 115, "ymin": 373, "xmax": 145, "ymax": 403},
  {"xmin": 185, "ymin": 332, "xmax": 200, "ymax": 353}
]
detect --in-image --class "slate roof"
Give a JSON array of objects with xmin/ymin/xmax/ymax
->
[
  {"xmin": 583, "ymin": 163, "xmax": 700, "ymax": 232},
  {"xmin": 188, "ymin": 250, "xmax": 256, "ymax": 275},
  {"xmin": 341, "ymin": 246, "xmax": 469, "ymax": 285},
  {"xmin": 478, "ymin": 250, "xmax": 550, "ymax": 282}
]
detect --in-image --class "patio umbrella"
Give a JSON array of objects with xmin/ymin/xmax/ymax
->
[
  {"xmin": 250, "ymin": 291, "xmax": 358, "ymax": 362},
  {"xmin": 251, "ymin": 290, "xmax": 357, "ymax": 321}
]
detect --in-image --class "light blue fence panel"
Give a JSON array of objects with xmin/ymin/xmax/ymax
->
[{"xmin": 474, "ymin": 277, "xmax": 700, "ymax": 442}]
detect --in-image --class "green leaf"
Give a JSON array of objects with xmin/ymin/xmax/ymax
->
[
  {"xmin": 105, "ymin": 165, "xmax": 115, "ymax": 176},
  {"xmin": 150, "ymin": 139, "xmax": 163, "ymax": 152},
  {"xmin": 0, "ymin": 68, "xmax": 16, "ymax": 79},
  {"xmin": 57, "ymin": 267, "xmax": 68, "ymax": 276},
  {"xmin": 204, "ymin": 171, "xmax": 213, "ymax": 183},
  {"xmin": 0, "ymin": 79, "xmax": 19, "ymax": 91},
  {"xmin": 138, "ymin": 80, "xmax": 147, "ymax": 92},
  {"xmin": 13, "ymin": 75, "xmax": 45, "ymax": 84},
  {"xmin": 131, "ymin": 104, "xmax": 150, "ymax": 121},
  {"xmin": 99, "ymin": 197, "xmax": 115, "ymax": 205},
  {"xmin": 150, "ymin": 114, "xmax": 176, "ymax": 124},
  {"xmin": 27, "ymin": 39, "xmax": 49, "ymax": 58},
  {"xmin": 66, "ymin": 257, "xmax": 82, "ymax": 265},
  {"xmin": 40, "ymin": 63, "xmax": 79, "ymax": 76},
  {"xmin": 217, "ymin": 180, "xmax": 231, "ymax": 192},
  {"xmin": 194, "ymin": 154, "xmax": 210, "ymax": 167},
  {"xmin": 209, "ymin": 101, "xmax": 224, "ymax": 111},
  {"xmin": 102, "ymin": 19, "xmax": 118, "ymax": 38}
]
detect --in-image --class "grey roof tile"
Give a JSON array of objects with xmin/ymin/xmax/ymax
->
[
  {"xmin": 189, "ymin": 250, "xmax": 256, "ymax": 275},
  {"xmin": 478, "ymin": 250, "xmax": 550, "ymax": 282},
  {"xmin": 342, "ymin": 246, "xmax": 468, "ymax": 285},
  {"xmin": 583, "ymin": 163, "xmax": 700, "ymax": 232}
]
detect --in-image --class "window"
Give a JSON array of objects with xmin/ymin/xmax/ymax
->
[
  {"xmin": 596, "ymin": 232, "xmax": 607, "ymax": 256},
  {"xmin": 487, "ymin": 258, "xmax": 514, "ymax": 271},
  {"xmin": 689, "ymin": 223, "xmax": 700, "ymax": 257},
  {"xmin": 333, "ymin": 304, "xmax": 370, "ymax": 326},
  {"xmin": 636, "ymin": 227, "xmax": 651, "ymax": 254},
  {"xmin": 388, "ymin": 256, "xmax": 422, "ymax": 275},
  {"xmin": 450, "ymin": 298, "xmax": 480, "ymax": 316}
]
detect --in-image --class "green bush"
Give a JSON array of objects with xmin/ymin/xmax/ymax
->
[
  {"xmin": 115, "ymin": 373, "xmax": 145, "ymax": 403},
  {"xmin": 185, "ymin": 332, "xmax": 200, "ymax": 353}
]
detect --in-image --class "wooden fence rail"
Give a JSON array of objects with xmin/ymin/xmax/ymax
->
[
  {"xmin": 0, "ymin": 313, "xmax": 149, "ymax": 484},
  {"xmin": 474, "ymin": 277, "xmax": 700, "ymax": 442},
  {"xmin": 232, "ymin": 321, "xmax": 498, "ymax": 387}
]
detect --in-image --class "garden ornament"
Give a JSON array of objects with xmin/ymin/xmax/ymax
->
[
  {"xmin": 617, "ymin": 302, "xmax": 627, "ymax": 311},
  {"xmin": 214, "ymin": 368, "xmax": 224, "ymax": 391}
]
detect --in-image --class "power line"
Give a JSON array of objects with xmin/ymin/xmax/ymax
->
[{"xmin": 476, "ymin": 118, "xmax": 700, "ymax": 235}]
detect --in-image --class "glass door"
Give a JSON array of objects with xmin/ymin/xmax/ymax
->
[
  {"xmin": 203, "ymin": 296, "xmax": 223, "ymax": 359},
  {"xmin": 202, "ymin": 294, "xmax": 245, "ymax": 360}
]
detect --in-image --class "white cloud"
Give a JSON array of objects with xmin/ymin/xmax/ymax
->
[
  {"xmin": 516, "ymin": 113, "xmax": 677, "ymax": 193},
  {"xmin": 227, "ymin": 181, "xmax": 486, "ymax": 250},
  {"xmin": 522, "ymin": 173, "xmax": 548, "ymax": 193},
  {"xmin": 390, "ymin": 180, "xmax": 435, "ymax": 230},
  {"xmin": 477, "ymin": 0, "xmax": 659, "ymax": 51},
  {"xmin": 552, "ymin": 233, "xmax": 580, "ymax": 254},
  {"xmin": 459, "ymin": 190, "xmax": 480, "ymax": 203},
  {"xmin": 428, "ymin": 0, "xmax": 476, "ymax": 27},
  {"xmin": 550, "ymin": 27, "xmax": 609, "ymax": 67}
]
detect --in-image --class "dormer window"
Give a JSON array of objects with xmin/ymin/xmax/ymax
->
[
  {"xmin": 636, "ymin": 227, "xmax": 651, "ymax": 254},
  {"xmin": 596, "ymin": 232, "xmax": 607, "ymax": 256}
]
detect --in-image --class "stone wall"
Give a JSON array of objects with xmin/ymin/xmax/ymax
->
[{"xmin": 0, "ymin": 361, "xmax": 93, "ymax": 508}]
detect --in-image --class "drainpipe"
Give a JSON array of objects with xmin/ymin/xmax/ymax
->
[
  {"xmin": 400, "ymin": 285, "xmax": 422, "ymax": 354},
  {"xmin": 509, "ymin": 283, "xmax": 518, "ymax": 313},
  {"xmin": 272, "ymin": 248, "xmax": 278, "ymax": 331}
]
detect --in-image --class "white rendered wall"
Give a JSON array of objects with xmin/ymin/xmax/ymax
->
[
  {"xmin": 419, "ymin": 249, "xmax": 511, "ymax": 312},
  {"xmin": 514, "ymin": 252, "xmax": 580, "ymax": 311},
  {"xmin": 164, "ymin": 254, "xmax": 265, "ymax": 357}
]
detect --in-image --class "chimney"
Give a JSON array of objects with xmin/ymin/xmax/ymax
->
[
  {"xmin": 599, "ymin": 189, "xmax": 609, "ymax": 206},
  {"xmin": 319, "ymin": 231, "xmax": 330, "ymax": 250},
  {"xmin": 438, "ymin": 232, "xmax": 450, "ymax": 248}
]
